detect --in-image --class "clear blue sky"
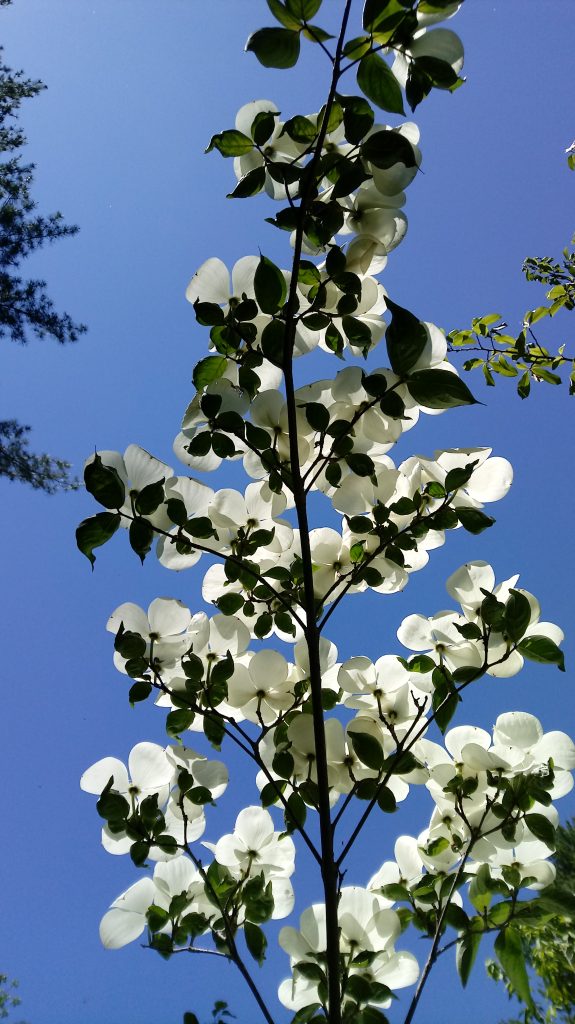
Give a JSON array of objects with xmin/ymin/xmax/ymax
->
[{"xmin": 1, "ymin": 2, "xmax": 573, "ymax": 1023}]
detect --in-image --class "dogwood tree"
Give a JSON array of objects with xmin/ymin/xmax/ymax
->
[{"xmin": 77, "ymin": 2, "xmax": 574, "ymax": 1023}]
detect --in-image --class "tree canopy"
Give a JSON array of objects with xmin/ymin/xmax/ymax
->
[{"xmin": 0, "ymin": 0, "xmax": 85, "ymax": 491}]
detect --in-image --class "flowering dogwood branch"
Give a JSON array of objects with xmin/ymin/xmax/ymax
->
[{"xmin": 77, "ymin": 3, "xmax": 573, "ymax": 1024}]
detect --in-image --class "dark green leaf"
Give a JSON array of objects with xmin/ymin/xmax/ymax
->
[
  {"xmin": 129, "ymin": 517, "xmax": 154, "ymax": 563},
  {"xmin": 217, "ymin": 592, "xmax": 244, "ymax": 616},
  {"xmin": 407, "ymin": 369, "xmax": 477, "ymax": 409},
  {"xmin": 244, "ymin": 922, "xmax": 267, "ymax": 965},
  {"xmin": 349, "ymin": 729, "xmax": 384, "ymax": 771},
  {"xmin": 385, "ymin": 299, "xmax": 427, "ymax": 376},
  {"xmin": 266, "ymin": 0, "xmax": 301, "ymax": 29},
  {"xmin": 283, "ymin": 114, "xmax": 317, "ymax": 144},
  {"xmin": 206, "ymin": 130, "xmax": 254, "ymax": 157},
  {"xmin": 524, "ymin": 813, "xmax": 556, "ymax": 846},
  {"xmin": 357, "ymin": 52, "xmax": 405, "ymax": 114},
  {"xmin": 97, "ymin": 790, "xmax": 130, "ymax": 822},
  {"xmin": 338, "ymin": 93, "xmax": 374, "ymax": 144},
  {"xmin": 379, "ymin": 391, "xmax": 405, "ymax": 418},
  {"xmin": 254, "ymin": 255, "xmax": 287, "ymax": 314},
  {"xmin": 504, "ymin": 589, "xmax": 532, "ymax": 643},
  {"xmin": 456, "ymin": 508, "xmax": 495, "ymax": 534},
  {"xmin": 135, "ymin": 479, "xmax": 165, "ymax": 516},
  {"xmin": 346, "ymin": 452, "xmax": 375, "ymax": 477},
  {"xmin": 286, "ymin": 0, "xmax": 321, "ymax": 18},
  {"xmin": 494, "ymin": 927, "xmax": 533, "ymax": 1008},
  {"xmin": 444, "ymin": 463, "xmax": 477, "ymax": 492},
  {"xmin": 186, "ymin": 432, "xmax": 212, "ymax": 457},
  {"xmin": 203, "ymin": 714, "xmax": 225, "ymax": 750},
  {"xmin": 361, "ymin": 129, "xmax": 416, "ymax": 169},
  {"xmin": 456, "ymin": 928, "xmax": 482, "ymax": 987},
  {"xmin": 227, "ymin": 166, "xmax": 266, "ymax": 199},
  {"xmin": 377, "ymin": 786, "xmax": 396, "ymax": 813},
  {"xmin": 517, "ymin": 635, "xmax": 565, "ymax": 672},
  {"xmin": 304, "ymin": 402, "xmax": 330, "ymax": 432},
  {"xmin": 115, "ymin": 628, "xmax": 147, "ymax": 659},
  {"xmin": 261, "ymin": 319, "xmax": 285, "ymax": 367},
  {"xmin": 414, "ymin": 55, "xmax": 461, "ymax": 90},
  {"xmin": 130, "ymin": 841, "xmax": 150, "ymax": 867},
  {"xmin": 362, "ymin": 0, "xmax": 399, "ymax": 31},
  {"xmin": 251, "ymin": 110, "xmax": 277, "ymax": 145},
  {"xmin": 284, "ymin": 791, "xmax": 307, "ymax": 833},
  {"xmin": 166, "ymin": 710, "xmax": 195, "ymax": 738},
  {"xmin": 76, "ymin": 511, "xmax": 121, "ymax": 568},
  {"xmin": 245, "ymin": 27, "xmax": 301, "ymax": 69},
  {"xmin": 129, "ymin": 680, "xmax": 153, "ymax": 703},
  {"xmin": 341, "ymin": 315, "xmax": 372, "ymax": 348},
  {"xmin": 193, "ymin": 355, "xmax": 228, "ymax": 391},
  {"xmin": 84, "ymin": 455, "xmax": 126, "ymax": 510},
  {"xmin": 193, "ymin": 301, "xmax": 225, "ymax": 327}
]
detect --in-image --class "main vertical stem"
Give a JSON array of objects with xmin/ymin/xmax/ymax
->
[
  {"xmin": 285, "ymin": 351, "xmax": 342, "ymax": 1024},
  {"xmin": 280, "ymin": 8, "xmax": 354, "ymax": 1021}
]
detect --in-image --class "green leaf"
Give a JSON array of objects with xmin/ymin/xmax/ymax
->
[
  {"xmin": 349, "ymin": 729, "xmax": 384, "ymax": 771},
  {"xmin": 244, "ymin": 922, "xmax": 267, "ymax": 966},
  {"xmin": 129, "ymin": 517, "xmax": 154, "ymax": 564},
  {"xmin": 254, "ymin": 255, "xmax": 287, "ymax": 314},
  {"xmin": 129, "ymin": 680, "xmax": 153, "ymax": 703},
  {"xmin": 183, "ymin": 1014, "xmax": 200, "ymax": 1024},
  {"xmin": 135, "ymin": 479, "xmax": 165, "ymax": 516},
  {"xmin": 251, "ymin": 110, "xmax": 277, "ymax": 146},
  {"xmin": 444, "ymin": 462, "xmax": 477, "ymax": 492},
  {"xmin": 166, "ymin": 710, "xmax": 195, "ymax": 738},
  {"xmin": 97, "ymin": 789, "xmax": 130, "ymax": 822},
  {"xmin": 286, "ymin": 0, "xmax": 321, "ymax": 18},
  {"xmin": 524, "ymin": 813, "xmax": 556, "ymax": 847},
  {"xmin": 357, "ymin": 52, "xmax": 405, "ymax": 114},
  {"xmin": 362, "ymin": 0, "xmax": 399, "ymax": 31},
  {"xmin": 266, "ymin": 0, "xmax": 301, "ymax": 29},
  {"xmin": 304, "ymin": 403, "xmax": 330, "ymax": 432},
  {"xmin": 346, "ymin": 452, "xmax": 374, "ymax": 477},
  {"xmin": 84, "ymin": 453, "xmax": 125, "ymax": 509},
  {"xmin": 130, "ymin": 840, "xmax": 150, "ymax": 867},
  {"xmin": 503, "ymin": 589, "xmax": 532, "ymax": 643},
  {"xmin": 377, "ymin": 786, "xmax": 396, "ymax": 813},
  {"xmin": 303, "ymin": 23, "xmax": 333, "ymax": 43},
  {"xmin": 227, "ymin": 166, "xmax": 266, "ymax": 199},
  {"xmin": 284, "ymin": 791, "xmax": 307, "ymax": 834},
  {"xmin": 361, "ymin": 129, "xmax": 416, "ymax": 169},
  {"xmin": 385, "ymin": 298, "xmax": 427, "ymax": 376},
  {"xmin": 76, "ymin": 511, "xmax": 121, "ymax": 568},
  {"xmin": 115, "ymin": 628, "xmax": 146, "ymax": 659},
  {"xmin": 456, "ymin": 927, "xmax": 482, "ymax": 987},
  {"xmin": 261, "ymin": 319, "xmax": 286, "ymax": 367},
  {"xmin": 456, "ymin": 508, "xmax": 495, "ymax": 534},
  {"xmin": 338, "ymin": 93, "xmax": 374, "ymax": 144},
  {"xmin": 407, "ymin": 369, "xmax": 477, "ymax": 409},
  {"xmin": 193, "ymin": 355, "xmax": 228, "ymax": 391},
  {"xmin": 517, "ymin": 635, "xmax": 565, "ymax": 672},
  {"xmin": 408, "ymin": 654, "xmax": 436, "ymax": 673},
  {"xmin": 341, "ymin": 315, "xmax": 372, "ymax": 349},
  {"xmin": 283, "ymin": 114, "xmax": 317, "ymax": 144},
  {"xmin": 205, "ymin": 130, "xmax": 254, "ymax": 157},
  {"xmin": 245, "ymin": 27, "xmax": 301, "ymax": 69},
  {"xmin": 433, "ymin": 688, "xmax": 459, "ymax": 733},
  {"xmin": 193, "ymin": 301, "xmax": 225, "ymax": 327},
  {"xmin": 414, "ymin": 55, "xmax": 462, "ymax": 90},
  {"xmin": 494, "ymin": 927, "xmax": 534, "ymax": 1008},
  {"xmin": 217, "ymin": 592, "xmax": 244, "ymax": 616}
]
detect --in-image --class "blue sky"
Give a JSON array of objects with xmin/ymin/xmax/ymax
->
[{"xmin": 1, "ymin": 2, "xmax": 574, "ymax": 1023}]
